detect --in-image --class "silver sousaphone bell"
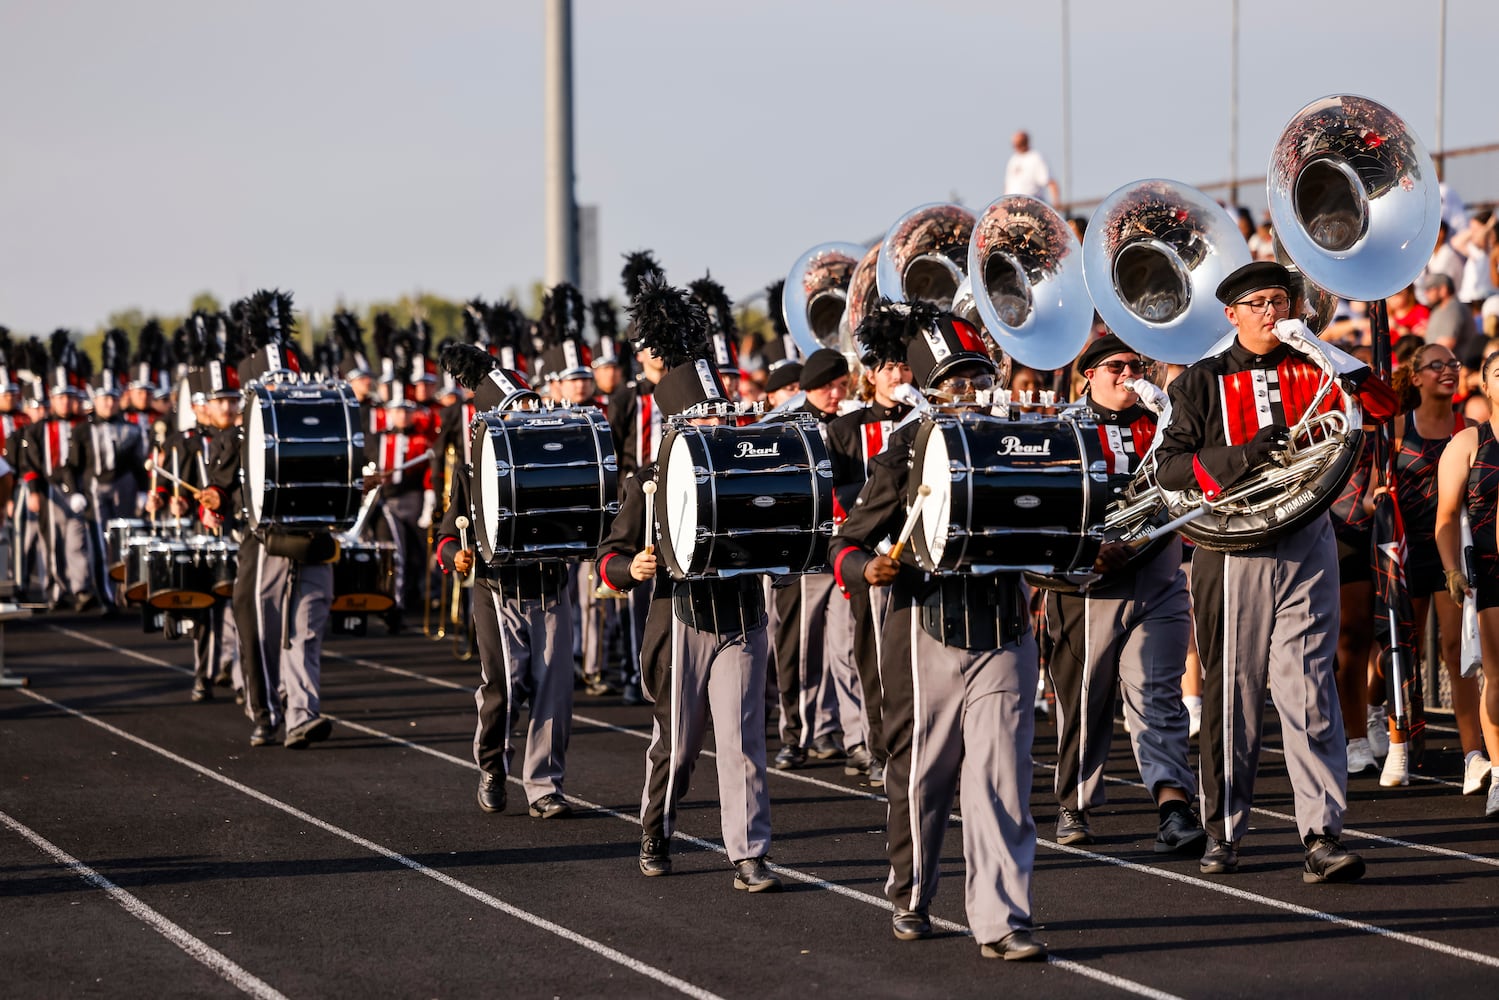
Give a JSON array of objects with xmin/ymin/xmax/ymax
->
[{"xmin": 782, "ymin": 241, "xmax": 867, "ymax": 359}]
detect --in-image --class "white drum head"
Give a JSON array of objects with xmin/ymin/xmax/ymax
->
[
  {"xmin": 664, "ymin": 433, "xmax": 699, "ymax": 570},
  {"xmin": 919, "ymin": 427, "xmax": 953, "ymax": 565},
  {"xmin": 478, "ymin": 426, "xmax": 502, "ymax": 560},
  {"xmin": 245, "ymin": 398, "xmax": 266, "ymax": 525}
]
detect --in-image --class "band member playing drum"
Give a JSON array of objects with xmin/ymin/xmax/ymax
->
[
  {"xmin": 1154, "ymin": 260, "xmax": 1395, "ymax": 881},
  {"xmin": 435, "ymin": 344, "xmax": 577, "ymax": 820},
  {"xmin": 1043, "ymin": 333, "xmax": 1203, "ymax": 853},
  {"xmin": 832, "ymin": 301, "xmax": 1046, "ymax": 962},
  {"xmin": 596, "ymin": 275, "xmax": 781, "ymax": 894}
]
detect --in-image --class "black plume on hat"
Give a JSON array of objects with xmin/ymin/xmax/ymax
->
[
  {"xmin": 440, "ymin": 341, "xmax": 496, "ymax": 390},
  {"xmin": 238, "ymin": 289, "xmax": 296, "ymax": 353},
  {"xmin": 371, "ymin": 312, "xmax": 397, "ymax": 364},
  {"xmin": 765, "ymin": 279, "xmax": 789, "ymax": 339},
  {"xmin": 621, "ymin": 250, "xmax": 665, "ymax": 301},
  {"xmin": 689, "ymin": 274, "xmax": 737, "ymax": 341},
  {"xmin": 462, "ymin": 299, "xmax": 489, "ymax": 345},
  {"xmin": 101, "ymin": 327, "xmax": 131, "ymax": 376},
  {"xmin": 410, "ymin": 317, "xmax": 432, "ymax": 360},
  {"xmin": 18, "ymin": 336, "xmax": 48, "ymax": 378},
  {"xmin": 855, "ymin": 298, "xmax": 912, "ymax": 367},
  {"xmin": 541, "ymin": 283, "xmax": 588, "ymax": 344},
  {"xmin": 440, "ymin": 341, "xmax": 536, "ymax": 411},
  {"xmin": 590, "ymin": 299, "xmax": 619, "ymax": 340},
  {"xmin": 628, "ymin": 272, "xmax": 712, "ymax": 368},
  {"xmin": 332, "ymin": 311, "xmax": 369, "ymax": 366}
]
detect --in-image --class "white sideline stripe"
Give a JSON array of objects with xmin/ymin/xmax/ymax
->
[
  {"xmin": 16, "ymin": 686, "xmax": 724, "ymax": 1000},
  {"xmin": 0, "ymin": 809, "xmax": 289, "ymax": 1000},
  {"xmin": 325, "ymin": 715, "xmax": 1185, "ymax": 1000},
  {"xmin": 47, "ymin": 630, "xmax": 1499, "ymax": 981}
]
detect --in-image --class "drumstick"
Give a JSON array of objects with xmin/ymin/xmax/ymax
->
[
  {"xmin": 887, "ymin": 484, "xmax": 932, "ymax": 562},
  {"xmin": 641, "ymin": 481, "xmax": 657, "ymax": 555},
  {"xmin": 146, "ymin": 461, "xmax": 204, "ymax": 500},
  {"xmin": 455, "ymin": 515, "xmax": 471, "ymax": 563}
]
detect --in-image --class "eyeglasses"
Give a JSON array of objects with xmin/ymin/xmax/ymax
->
[
  {"xmin": 1233, "ymin": 294, "xmax": 1292, "ymax": 314},
  {"xmin": 1418, "ymin": 360, "xmax": 1461, "ymax": 373},
  {"xmin": 934, "ymin": 373, "xmax": 996, "ymax": 396},
  {"xmin": 1095, "ymin": 360, "xmax": 1147, "ymax": 375}
]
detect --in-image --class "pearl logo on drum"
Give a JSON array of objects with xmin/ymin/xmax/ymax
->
[
  {"xmin": 735, "ymin": 441, "xmax": 781, "ymax": 459},
  {"xmin": 996, "ymin": 435, "xmax": 1051, "ymax": 456}
]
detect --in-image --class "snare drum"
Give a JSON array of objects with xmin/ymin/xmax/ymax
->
[
  {"xmin": 243, "ymin": 382, "xmax": 363, "ymax": 531},
  {"xmin": 656, "ymin": 418, "xmax": 834, "ymax": 580},
  {"xmin": 910, "ymin": 413, "xmax": 1109, "ymax": 575},
  {"xmin": 203, "ymin": 539, "xmax": 239, "ymax": 597},
  {"xmin": 107, "ymin": 518, "xmax": 148, "ymax": 580},
  {"xmin": 123, "ymin": 534, "xmax": 157, "ymax": 603},
  {"xmin": 145, "ymin": 541, "xmax": 218, "ymax": 610},
  {"xmin": 470, "ymin": 408, "xmax": 617, "ymax": 563},
  {"xmin": 332, "ymin": 540, "xmax": 396, "ymax": 612}
]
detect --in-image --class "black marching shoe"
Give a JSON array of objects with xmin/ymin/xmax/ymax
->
[
  {"xmin": 284, "ymin": 715, "xmax": 333, "ymax": 750},
  {"xmin": 528, "ymin": 793, "xmax": 573, "ymax": 819},
  {"xmin": 980, "ymin": 929, "xmax": 1048, "ymax": 962},
  {"xmin": 476, "ymin": 773, "xmax": 507, "ymax": 813},
  {"xmin": 891, "ymin": 909, "xmax": 932, "ymax": 941},
  {"xmin": 191, "ymin": 678, "xmax": 213, "ymax": 703},
  {"xmin": 1055, "ymin": 807, "xmax": 1093, "ymax": 846},
  {"xmin": 639, "ymin": 835, "xmax": 671, "ymax": 876},
  {"xmin": 1199, "ymin": 837, "xmax": 1238, "ymax": 874},
  {"xmin": 249, "ymin": 723, "xmax": 282, "ymax": 748},
  {"xmin": 621, "ymin": 682, "xmax": 646, "ymax": 706},
  {"xmin": 731, "ymin": 856, "xmax": 783, "ymax": 893},
  {"xmin": 773, "ymin": 745, "xmax": 808, "ymax": 770},
  {"xmin": 1154, "ymin": 807, "xmax": 1208, "ymax": 855},
  {"xmin": 1303, "ymin": 834, "xmax": 1365, "ymax": 884},
  {"xmin": 808, "ymin": 733, "xmax": 844, "ymax": 760}
]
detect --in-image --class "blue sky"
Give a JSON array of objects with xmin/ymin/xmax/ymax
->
[{"xmin": 3, "ymin": 0, "xmax": 1495, "ymax": 333}]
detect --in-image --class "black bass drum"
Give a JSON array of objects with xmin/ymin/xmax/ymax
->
[
  {"xmin": 243, "ymin": 382, "xmax": 363, "ymax": 531},
  {"xmin": 910, "ymin": 413, "xmax": 1109, "ymax": 575},
  {"xmin": 470, "ymin": 407, "xmax": 618, "ymax": 563},
  {"xmin": 656, "ymin": 418, "xmax": 834, "ymax": 580}
]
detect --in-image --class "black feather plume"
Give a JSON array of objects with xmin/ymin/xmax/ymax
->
[
  {"xmin": 855, "ymin": 298, "xmax": 939, "ymax": 366},
  {"xmin": 440, "ymin": 342, "xmax": 498, "ymax": 391},
  {"xmin": 134, "ymin": 319, "xmax": 165, "ymax": 367},
  {"xmin": 765, "ymin": 280, "xmax": 789, "ymax": 338},
  {"xmin": 372, "ymin": 312, "xmax": 396, "ymax": 364},
  {"xmin": 621, "ymin": 250, "xmax": 665, "ymax": 301},
  {"xmin": 236, "ymin": 289, "xmax": 296, "ymax": 354},
  {"xmin": 688, "ymin": 273, "xmax": 736, "ymax": 339},
  {"xmin": 19, "ymin": 337, "xmax": 49, "ymax": 377},
  {"xmin": 541, "ymin": 283, "xmax": 587, "ymax": 346},
  {"xmin": 409, "ymin": 317, "xmax": 431, "ymax": 359},
  {"xmin": 462, "ymin": 299, "xmax": 489, "ymax": 345},
  {"xmin": 332, "ymin": 311, "xmax": 367, "ymax": 360},
  {"xmin": 0, "ymin": 326, "xmax": 11, "ymax": 369},
  {"xmin": 590, "ymin": 299, "xmax": 619, "ymax": 341},
  {"xmin": 627, "ymin": 273, "xmax": 711, "ymax": 369},
  {"xmin": 101, "ymin": 328, "xmax": 131, "ymax": 375}
]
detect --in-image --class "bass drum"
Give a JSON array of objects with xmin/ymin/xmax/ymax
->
[
  {"xmin": 243, "ymin": 382, "xmax": 363, "ymax": 531},
  {"xmin": 656, "ymin": 419, "xmax": 834, "ymax": 580},
  {"xmin": 332, "ymin": 540, "xmax": 396, "ymax": 612},
  {"xmin": 471, "ymin": 407, "xmax": 618, "ymax": 564},
  {"xmin": 911, "ymin": 413, "xmax": 1109, "ymax": 575}
]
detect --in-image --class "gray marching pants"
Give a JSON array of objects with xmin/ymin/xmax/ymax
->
[
  {"xmin": 243, "ymin": 543, "xmax": 331, "ymax": 732},
  {"xmin": 1191, "ymin": 516, "xmax": 1347, "ymax": 844},
  {"xmin": 774, "ymin": 572, "xmax": 835, "ymax": 749},
  {"xmin": 640, "ymin": 619, "xmax": 772, "ymax": 863},
  {"xmin": 823, "ymin": 586, "xmax": 868, "ymax": 749},
  {"xmin": 474, "ymin": 581, "xmax": 575, "ymax": 804},
  {"xmin": 88, "ymin": 479, "xmax": 139, "ymax": 605},
  {"xmin": 43, "ymin": 493, "xmax": 92, "ymax": 602}
]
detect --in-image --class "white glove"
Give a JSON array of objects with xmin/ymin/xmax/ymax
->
[
  {"xmin": 67, "ymin": 492, "xmax": 88, "ymax": 514},
  {"xmin": 417, "ymin": 489, "xmax": 437, "ymax": 529}
]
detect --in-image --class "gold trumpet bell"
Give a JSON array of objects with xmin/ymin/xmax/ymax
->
[{"xmin": 1267, "ymin": 94, "xmax": 1440, "ymax": 303}]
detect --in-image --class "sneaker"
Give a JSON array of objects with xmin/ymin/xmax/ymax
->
[
  {"xmin": 1199, "ymin": 837, "xmax": 1238, "ymax": 875},
  {"xmin": 1055, "ymin": 807, "xmax": 1093, "ymax": 846},
  {"xmin": 808, "ymin": 733, "xmax": 845, "ymax": 760},
  {"xmin": 639, "ymin": 835, "xmax": 671, "ymax": 876},
  {"xmin": 1366, "ymin": 706, "xmax": 1389, "ymax": 757},
  {"xmin": 1345, "ymin": 738, "xmax": 1376, "ymax": 775},
  {"xmin": 1486, "ymin": 780, "xmax": 1499, "ymax": 820},
  {"xmin": 844, "ymin": 743, "xmax": 875, "ymax": 776},
  {"xmin": 477, "ymin": 773, "xmax": 507, "ymax": 813},
  {"xmin": 1154, "ymin": 808, "xmax": 1208, "ymax": 855},
  {"xmin": 979, "ymin": 929, "xmax": 1047, "ymax": 961},
  {"xmin": 731, "ymin": 856, "xmax": 783, "ymax": 893},
  {"xmin": 1380, "ymin": 741, "xmax": 1410, "ymax": 787},
  {"xmin": 191, "ymin": 678, "xmax": 213, "ymax": 703},
  {"xmin": 1303, "ymin": 834, "xmax": 1366, "ymax": 883},
  {"xmin": 528, "ymin": 793, "xmax": 573, "ymax": 819},
  {"xmin": 866, "ymin": 760, "xmax": 885, "ymax": 789},
  {"xmin": 1462, "ymin": 752, "xmax": 1492, "ymax": 796},
  {"xmin": 284, "ymin": 716, "xmax": 333, "ymax": 750},
  {"xmin": 773, "ymin": 745, "xmax": 807, "ymax": 770},
  {"xmin": 891, "ymin": 909, "xmax": 931, "ymax": 941}
]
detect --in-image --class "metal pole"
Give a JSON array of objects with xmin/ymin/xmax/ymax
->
[
  {"xmin": 544, "ymin": 0, "xmax": 579, "ymax": 286},
  {"xmin": 1228, "ymin": 0, "xmax": 1240, "ymax": 206},
  {"xmin": 1435, "ymin": 0, "xmax": 1447, "ymax": 181},
  {"xmin": 1060, "ymin": 0, "xmax": 1072, "ymax": 212}
]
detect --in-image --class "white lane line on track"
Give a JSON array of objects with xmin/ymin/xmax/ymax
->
[
  {"xmin": 16, "ymin": 684, "xmax": 724, "ymax": 1000},
  {"xmin": 48, "ymin": 630, "xmax": 1499, "ymax": 981},
  {"xmin": 44, "ymin": 628, "xmax": 1182, "ymax": 999},
  {"xmin": 0, "ymin": 809, "xmax": 291, "ymax": 1000}
]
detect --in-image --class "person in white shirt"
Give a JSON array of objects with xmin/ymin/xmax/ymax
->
[{"xmin": 1004, "ymin": 131, "xmax": 1060, "ymax": 206}]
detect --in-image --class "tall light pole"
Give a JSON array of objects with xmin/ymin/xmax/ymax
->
[
  {"xmin": 1060, "ymin": 0, "xmax": 1072, "ymax": 211},
  {"xmin": 544, "ymin": 0, "xmax": 579, "ymax": 286},
  {"xmin": 1434, "ymin": 0, "xmax": 1447, "ymax": 180},
  {"xmin": 1229, "ymin": 0, "xmax": 1240, "ymax": 206}
]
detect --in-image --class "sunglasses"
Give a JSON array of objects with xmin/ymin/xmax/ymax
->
[
  {"xmin": 1094, "ymin": 360, "xmax": 1147, "ymax": 375},
  {"xmin": 1418, "ymin": 360, "xmax": 1461, "ymax": 373}
]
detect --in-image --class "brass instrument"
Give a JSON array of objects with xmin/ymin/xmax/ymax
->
[
  {"xmin": 782, "ymin": 242, "xmax": 866, "ymax": 358},
  {"xmin": 429, "ymin": 443, "xmax": 457, "ymax": 640}
]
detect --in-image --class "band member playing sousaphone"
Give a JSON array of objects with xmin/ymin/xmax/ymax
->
[
  {"xmin": 831, "ymin": 299, "xmax": 1046, "ymax": 962},
  {"xmin": 595, "ymin": 273, "xmax": 782, "ymax": 894},
  {"xmin": 1154, "ymin": 260, "xmax": 1397, "ymax": 881},
  {"xmin": 434, "ymin": 344, "xmax": 578, "ymax": 820},
  {"xmin": 1042, "ymin": 333, "xmax": 1203, "ymax": 854}
]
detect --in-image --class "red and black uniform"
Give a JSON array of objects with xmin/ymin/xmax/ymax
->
[
  {"xmin": 18, "ymin": 413, "xmax": 92, "ymax": 604},
  {"xmin": 1329, "ymin": 442, "xmax": 1375, "ymax": 584},
  {"xmin": 365, "ymin": 415, "xmax": 435, "ymax": 626},
  {"xmin": 604, "ymin": 376, "xmax": 662, "ymax": 695},
  {"xmin": 1463, "ymin": 423, "xmax": 1499, "ymax": 610},
  {"xmin": 1395, "ymin": 409, "xmax": 1462, "ymax": 598}
]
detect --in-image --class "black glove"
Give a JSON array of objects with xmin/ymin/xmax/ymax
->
[{"xmin": 1244, "ymin": 424, "xmax": 1290, "ymax": 466}]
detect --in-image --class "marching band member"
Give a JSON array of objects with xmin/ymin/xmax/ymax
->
[
  {"xmin": 435, "ymin": 344, "xmax": 577, "ymax": 820},
  {"xmin": 832, "ymin": 300, "xmax": 1045, "ymax": 960},
  {"xmin": 367, "ymin": 330, "xmax": 434, "ymax": 635},
  {"xmin": 596, "ymin": 275, "xmax": 781, "ymax": 893},
  {"xmin": 1043, "ymin": 334, "xmax": 1204, "ymax": 853},
  {"xmin": 201, "ymin": 291, "xmax": 334, "ymax": 750},
  {"xmin": 1154, "ymin": 260, "xmax": 1394, "ymax": 880}
]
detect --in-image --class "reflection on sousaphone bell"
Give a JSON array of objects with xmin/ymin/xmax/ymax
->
[
  {"xmin": 782, "ymin": 241, "xmax": 866, "ymax": 359},
  {"xmin": 875, "ymin": 203, "xmax": 976, "ymax": 310}
]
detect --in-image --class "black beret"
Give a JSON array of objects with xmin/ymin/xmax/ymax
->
[
  {"xmin": 799, "ymin": 348, "xmax": 849, "ymax": 391},
  {"xmin": 1076, "ymin": 333, "xmax": 1137, "ymax": 373},
  {"xmin": 1215, "ymin": 261, "xmax": 1294, "ymax": 306},
  {"xmin": 764, "ymin": 360, "xmax": 802, "ymax": 394}
]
